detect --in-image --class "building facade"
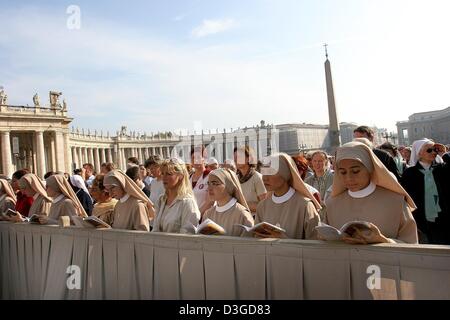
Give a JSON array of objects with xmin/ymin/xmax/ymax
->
[{"xmin": 397, "ymin": 107, "xmax": 450, "ymax": 146}]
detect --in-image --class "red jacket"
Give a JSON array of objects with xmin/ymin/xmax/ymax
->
[{"xmin": 15, "ymin": 191, "xmax": 34, "ymax": 217}]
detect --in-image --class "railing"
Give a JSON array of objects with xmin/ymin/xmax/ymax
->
[{"xmin": 1, "ymin": 222, "xmax": 449, "ymax": 300}]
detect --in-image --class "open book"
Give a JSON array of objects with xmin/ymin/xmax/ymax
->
[
  {"xmin": 5, "ymin": 208, "xmax": 19, "ymax": 217},
  {"xmin": 315, "ymin": 221, "xmax": 372, "ymax": 241},
  {"xmin": 235, "ymin": 222, "xmax": 286, "ymax": 236},
  {"xmin": 72, "ymin": 216, "xmax": 111, "ymax": 229},
  {"xmin": 192, "ymin": 218, "xmax": 226, "ymax": 235},
  {"xmin": 28, "ymin": 214, "xmax": 41, "ymax": 224}
]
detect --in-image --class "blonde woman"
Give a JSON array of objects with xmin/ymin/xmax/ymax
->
[
  {"xmin": 152, "ymin": 158, "xmax": 200, "ymax": 234},
  {"xmin": 104, "ymin": 170, "xmax": 153, "ymax": 231}
]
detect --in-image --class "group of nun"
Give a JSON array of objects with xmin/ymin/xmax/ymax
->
[{"xmin": 2, "ymin": 137, "xmax": 439, "ymax": 245}]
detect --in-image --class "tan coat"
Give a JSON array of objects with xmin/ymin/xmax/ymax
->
[
  {"xmin": 48, "ymin": 197, "xmax": 78, "ymax": 223},
  {"xmin": 255, "ymin": 192, "xmax": 320, "ymax": 240},
  {"xmin": 92, "ymin": 199, "xmax": 117, "ymax": 225},
  {"xmin": 29, "ymin": 194, "xmax": 52, "ymax": 216},
  {"xmin": 111, "ymin": 196, "xmax": 149, "ymax": 231},
  {"xmin": 203, "ymin": 202, "xmax": 254, "ymax": 237},
  {"xmin": 325, "ymin": 186, "xmax": 418, "ymax": 244}
]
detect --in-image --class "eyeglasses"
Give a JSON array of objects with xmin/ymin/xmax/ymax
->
[
  {"xmin": 207, "ymin": 181, "xmax": 223, "ymax": 187},
  {"xmin": 426, "ymin": 147, "xmax": 439, "ymax": 154}
]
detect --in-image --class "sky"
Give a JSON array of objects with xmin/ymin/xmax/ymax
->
[{"xmin": 1, "ymin": 0, "xmax": 450, "ymax": 135}]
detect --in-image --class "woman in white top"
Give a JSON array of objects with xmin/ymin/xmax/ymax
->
[
  {"xmin": 190, "ymin": 146, "xmax": 214, "ymax": 216},
  {"xmin": 234, "ymin": 146, "xmax": 267, "ymax": 215},
  {"xmin": 152, "ymin": 158, "xmax": 200, "ymax": 234},
  {"xmin": 147, "ymin": 156, "xmax": 165, "ymax": 205}
]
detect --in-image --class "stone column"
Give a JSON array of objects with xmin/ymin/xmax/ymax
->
[
  {"xmin": 54, "ymin": 131, "xmax": 66, "ymax": 172},
  {"xmin": 94, "ymin": 148, "xmax": 100, "ymax": 174},
  {"xmin": 35, "ymin": 131, "xmax": 46, "ymax": 178},
  {"xmin": 144, "ymin": 147, "xmax": 149, "ymax": 160},
  {"xmin": 106, "ymin": 148, "xmax": 112, "ymax": 163},
  {"xmin": 73, "ymin": 147, "xmax": 79, "ymax": 169},
  {"xmin": 100, "ymin": 148, "xmax": 106, "ymax": 165},
  {"xmin": 81, "ymin": 147, "xmax": 87, "ymax": 165},
  {"xmin": 77, "ymin": 147, "xmax": 83, "ymax": 168},
  {"xmin": 0, "ymin": 131, "xmax": 13, "ymax": 178},
  {"xmin": 64, "ymin": 133, "xmax": 72, "ymax": 173},
  {"xmin": 88, "ymin": 147, "xmax": 94, "ymax": 165},
  {"xmin": 50, "ymin": 134, "xmax": 56, "ymax": 171}
]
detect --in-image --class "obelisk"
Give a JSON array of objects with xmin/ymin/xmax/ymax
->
[{"xmin": 324, "ymin": 44, "xmax": 341, "ymax": 152}]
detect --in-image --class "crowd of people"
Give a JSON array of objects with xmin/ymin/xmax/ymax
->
[{"xmin": 1, "ymin": 125, "xmax": 449, "ymax": 245}]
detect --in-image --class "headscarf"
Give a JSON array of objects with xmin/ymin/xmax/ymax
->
[
  {"xmin": 410, "ymin": 139, "xmax": 433, "ymax": 166},
  {"xmin": 0, "ymin": 179, "xmax": 17, "ymax": 205},
  {"xmin": 104, "ymin": 169, "xmax": 152, "ymax": 216},
  {"xmin": 20, "ymin": 173, "xmax": 52, "ymax": 202},
  {"xmin": 45, "ymin": 174, "xmax": 88, "ymax": 217},
  {"xmin": 70, "ymin": 174, "xmax": 90, "ymax": 196},
  {"xmin": 260, "ymin": 153, "xmax": 322, "ymax": 210},
  {"xmin": 332, "ymin": 141, "xmax": 416, "ymax": 210},
  {"xmin": 209, "ymin": 168, "xmax": 250, "ymax": 211}
]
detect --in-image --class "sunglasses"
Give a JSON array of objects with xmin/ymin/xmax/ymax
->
[{"xmin": 426, "ymin": 147, "xmax": 439, "ymax": 154}]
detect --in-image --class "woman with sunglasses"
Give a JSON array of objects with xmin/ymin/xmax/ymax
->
[{"xmin": 401, "ymin": 139, "xmax": 450, "ymax": 244}]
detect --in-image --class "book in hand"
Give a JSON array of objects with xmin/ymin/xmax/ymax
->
[
  {"xmin": 72, "ymin": 215, "xmax": 111, "ymax": 229},
  {"xmin": 5, "ymin": 208, "xmax": 19, "ymax": 217},
  {"xmin": 235, "ymin": 222, "xmax": 286, "ymax": 236},
  {"xmin": 28, "ymin": 214, "xmax": 42, "ymax": 224},
  {"xmin": 192, "ymin": 218, "xmax": 226, "ymax": 235},
  {"xmin": 315, "ymin": 221, "xmax": 372, "ymax": 241}
]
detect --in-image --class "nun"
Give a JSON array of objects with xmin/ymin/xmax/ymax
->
[
  {"xmin": 325, "ymin": 140, "xmax": 418, "ymax": 244},
  {"xmin": 203, "ymin": 168, "xmax": 254, "ymax": 237},
  {"xmin": 19, "ymin": 173, "xmax": 52, "ymax": 217},
  {"xmin": 0, "ymin": 179, "xmax": 17, "ymax": 218},
  {"xmin": 103, "ymin": 170, "xmax": 152, "ymax": 231},
  {"xmin": 255, "ymin": 153, "xmax": 322, "ymax": 239},
  {"xmin": 38, "ymin": 174, "xmax": 88, "ymax": 225}
]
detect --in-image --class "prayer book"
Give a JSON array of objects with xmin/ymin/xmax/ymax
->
[
  {"xmin": 235, "ymin": 222, "xmax": 286, "ymax": 236},
  {"xmin": 315, "ymin": 221, "xmax": 372, "ymax": 241},
  {"xmin": 28, "ymin": 214, "xmax": 41, "ymax": 224},
  {"xmin": 71, "ymin": 215, "xmax": 111, "ymax": 229},
  {"xmin": 192, "ymin": 218, "xmax": 226, "ymax": 235},
  {"xmin": 5, "ymin": 208, "xmax": 19, "ymax": 217}
]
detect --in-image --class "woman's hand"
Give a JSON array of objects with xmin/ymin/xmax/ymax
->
[
  {"xmin": 38, "ymin": 215, "xmax": 49, "ymax": 225},
  {"xmin": 9, "ymin": 213, "xmax": 26, "ymax": 223},
  {"xmin": 342, "ymin": 223, "xmax": 393, "ymax": 244}
]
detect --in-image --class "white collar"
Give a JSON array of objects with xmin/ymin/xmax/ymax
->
[
  {"xmin": 0, "ymin": 194, "xmax": 6, "ymax": 202},
  {"xmin": 272, "ymin": 187, "xmax": 295, "ymax": 204},
  {"xmin": 348, "ymin": 181, "xmax": 376, "ymax": 199},
  {"xmin": 216, "ymin": 198, "xmax": 237, "ymax": 213},
  {"xmin": 33, "ymin": 193, "xmax": 40, "ymax": 200},
  {"xmin": 120, "ymin": 193, "xmax": 130, "ymax": 203},
  {"xmin": 52, "ymin": 194, "xmax": 65, "ymax": 204},
  {"xmin": 419, "ymin": 161, "xmax": 432, "ymax": 170}
]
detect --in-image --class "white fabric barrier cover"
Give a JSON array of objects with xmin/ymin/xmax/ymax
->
[{"xmin": 1, "ymin": 221, "xmax": 450, "ymax": 300}]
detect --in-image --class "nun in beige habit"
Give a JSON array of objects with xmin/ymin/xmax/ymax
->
[
  {"xmin": 0, "ymin": 179, "xmax": 17, "ymax": 217},
  {"xmin": 39, "ymin": 174, "xmax": 88, "ymax": 225},
  {"xmin": 325, "ymin": 141, "xmax": 418, "ymax": 244},
  {"xmin": 104, "ymin": 170, "xmax": 152, "ymax": 231},
  {"xmin": 203, "ymin": 168, "xmax": 254, "ymax": 237},
  {"xmin": 8, "ymin": 173, "xmax": 53, "ymax": 222},
  {"xmin": 255, "ymin": 153, "xmax": 322, "ymax": 239}
]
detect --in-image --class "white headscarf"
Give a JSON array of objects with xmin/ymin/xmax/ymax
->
[
  {"xmin": 410, "ymin": 139, "xmax": 433, "ymax": 166},
  {"xmin": 70, "ymin": 175, "xmax": 90, "ymax": 195}
]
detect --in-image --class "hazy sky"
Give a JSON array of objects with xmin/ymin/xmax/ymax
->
[{"xmin": 1, "ymin": 0, "xmax": 450, "ymax": 135}]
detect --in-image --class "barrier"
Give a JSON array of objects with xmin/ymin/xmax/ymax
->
[{"xmin": 1, "ymin": 222, "xmax": 449, "ymax": 300}]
